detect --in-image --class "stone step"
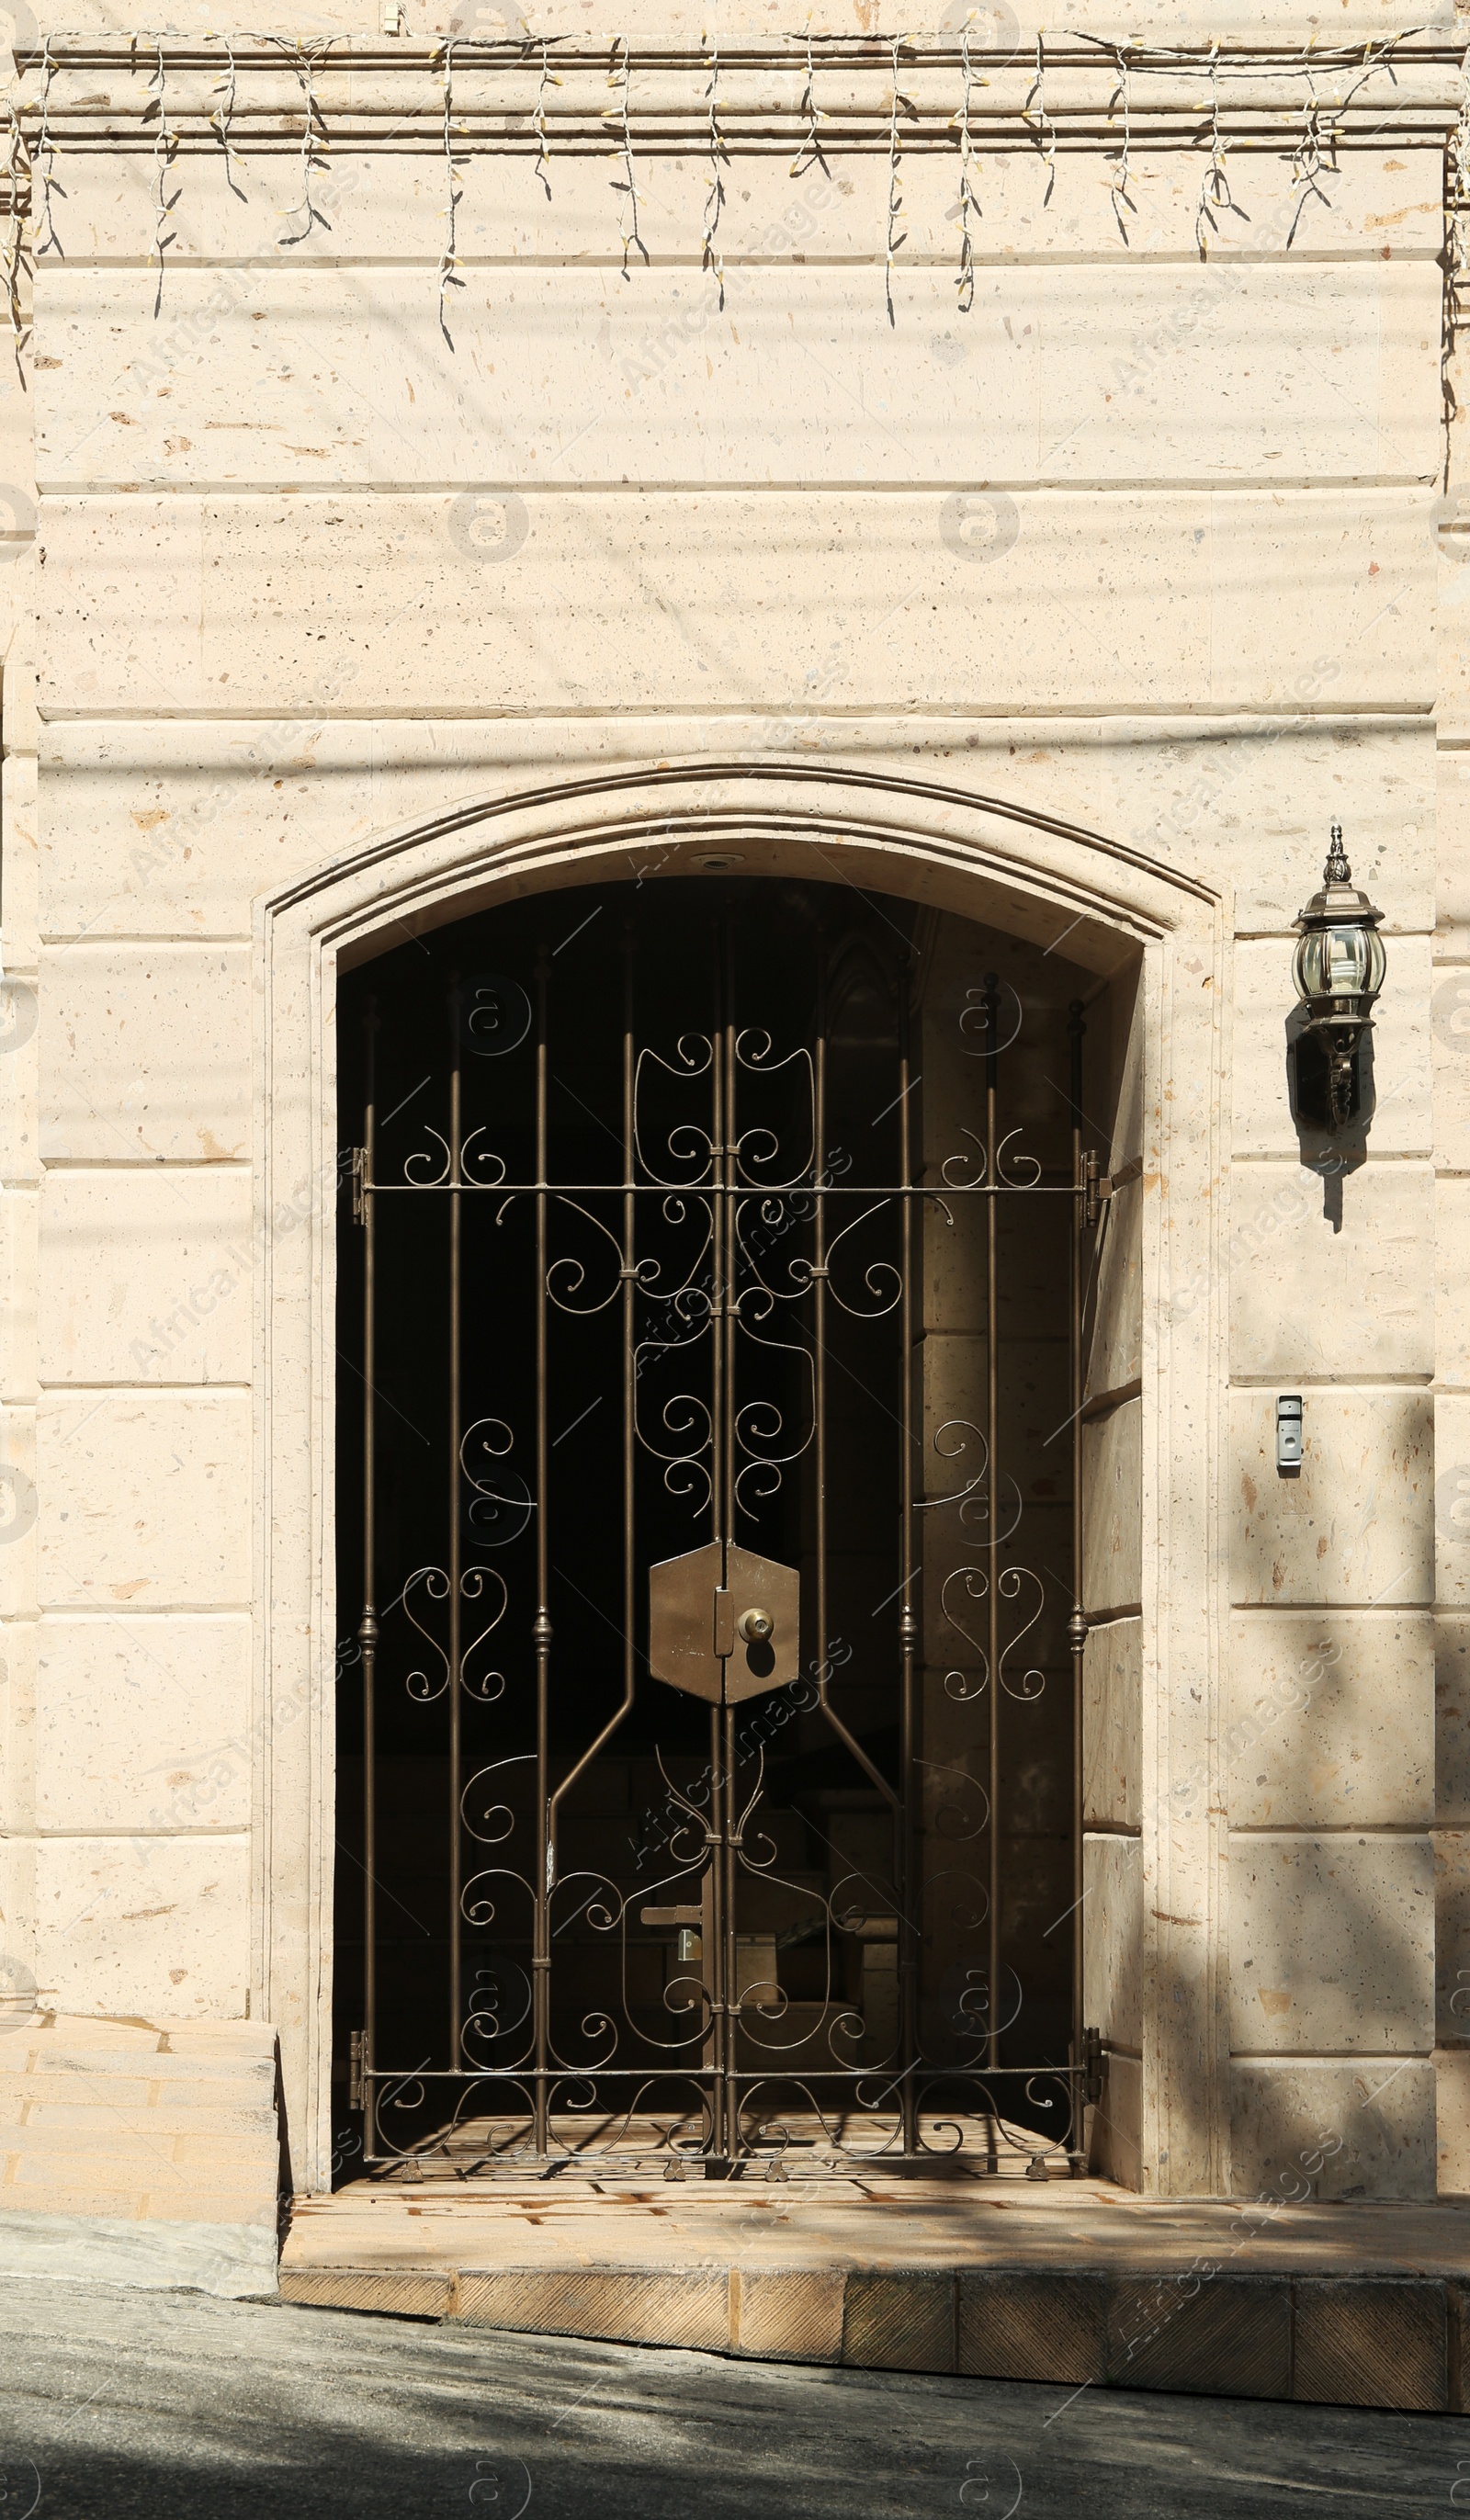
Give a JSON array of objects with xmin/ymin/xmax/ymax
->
[
  {"xmin": 0, "ymin": 2013, "xmax": 282, "ymax": 2300},
  {"xmin": 0, "ymin": 2086, "xmax": 277, "ymax": 2127},
  {"xmin": 16, "ymin": 2046, "xmax": 276, "ymax": 2084},
  {"xmin": 6, "ymin": 2098, "xmax": 277, "ymax": 2136},
  {"xmin": 278, "ymin": 2178, "xmax": 1470, "ymax": 2413},
  {"xmin": 3, "ymin": 2122, "xmax": 278, "ymax": 2170},
  {"xmin": 4, "ymin": 2177, "xmax": 277, "ymax": 2221}
]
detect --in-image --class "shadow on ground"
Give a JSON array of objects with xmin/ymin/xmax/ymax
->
[{"xmin": 0, "ymin": 2279, "xmax": 1464, "ymax": 2518}]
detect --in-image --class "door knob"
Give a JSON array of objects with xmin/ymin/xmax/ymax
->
[{"xmin": 737, "ymin": 1607, "xmax": 774, "ymax": 1644}]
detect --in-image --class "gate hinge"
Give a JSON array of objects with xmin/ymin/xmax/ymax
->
[
  {"xmin": 349, "ymin": 2028, "xmax": 365, "ymax": 2111},
  {"xmin": 1082, "ymin": 2024, "xmax": 1104, "ymax": 2108},
  {"xmin": 1083, "ymin": 1151, "xmax": 1109, "ymax": 1227},
  {"xmin": 350, "ymin": 1147, "xmax": 368, "ymax": 1227}
]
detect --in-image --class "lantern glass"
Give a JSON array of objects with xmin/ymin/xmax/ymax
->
[{"xmin": 1292, "ymin": 921, "xmax": 1385, "ymax": 1006}]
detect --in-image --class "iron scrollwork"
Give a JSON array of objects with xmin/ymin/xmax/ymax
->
[{"xmin": 348, "ymin": 895, "xmax": 1092, "ymax": 2180}]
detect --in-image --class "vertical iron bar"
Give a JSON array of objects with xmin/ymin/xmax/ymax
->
[
  {"xmin": 813, "ymin": 931, "xmax": 830, "ymax": 2067},
  {"xmin": 984, "ymin": 972, "xmax": 1001, "ymax": 2162},
  {"xmin": 710, "ymin": 912, "xmax": 725, "ymax": 1558},
  {"xmin": 622, "ymin": 923, "xmax": 637, "ymax": 1855},
  {"xmin": 1068, "ymin": 1000, "xmax": 1089, "ymax": 2156},
  {"xmin": 447, "ymin": 977, "xmax": 463, "ymax": 2071},
  {"xmin": 722, "ymin": 911, "xmax": 738, "ymax": 1546},
  {"xmin": 533, "ymin": 946, "xmax": 552, "ymax": 2155},
  {"xmin": 721, "ymin": 908, "xmax": 739, "ymax": 2159},
  {"xmin": 897, "ymin": 960, "xmax": 919, "ymax": 2155},
  {"xmin": 707, "ymin": 912, "xmax": 727, "ymax": 2160},
  {"xmin": 357, "ymin": 1000, "xmax": 379, "ymax": 2163},
  {"xmin": 707, "ymin": 1702, "xmax": 722, "ymax": 2158},
  {"xmin": 722, "ymin": 1701, "xmax": 738, "ymax": 2164}
]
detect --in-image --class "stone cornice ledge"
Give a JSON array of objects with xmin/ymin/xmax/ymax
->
[{"xmin": 5, "ymin": 34, "xmax": 1463, "ymax": 147}]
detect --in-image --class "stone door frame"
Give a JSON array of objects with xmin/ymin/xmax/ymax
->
[{"xmin": 251, "ymin": 760, "xmax": 1227, "ymax": 2196}]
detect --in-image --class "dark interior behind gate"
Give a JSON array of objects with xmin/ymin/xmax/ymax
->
[{"xmin": 334, "ymin": 876, "xmax": 1099, "ymax": 2179}]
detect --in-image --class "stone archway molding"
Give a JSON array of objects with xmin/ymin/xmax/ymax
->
[{"xmin": 252, "ymin": 759, "xmax": 1227, "ymax": 2198}]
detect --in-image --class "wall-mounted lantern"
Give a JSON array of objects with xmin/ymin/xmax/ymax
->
[{"xmin": 1291, "ymin": 824, "xmax": 1386, "ymax": 1131}]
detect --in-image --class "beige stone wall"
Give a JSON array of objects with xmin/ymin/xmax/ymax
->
[{"xmin": 0, "ymin": 14, "xmax": 1459, "ymax": 2194}]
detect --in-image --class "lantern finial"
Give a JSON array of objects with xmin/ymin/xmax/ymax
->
[{"xmin": 1291, "ymin": 819, "xmax": 1385, "ymax": 1132}]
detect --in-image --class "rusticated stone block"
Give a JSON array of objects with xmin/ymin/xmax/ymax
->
[
  {"xmin": 1107, "ymin": 2274, "xmax": 1290, "ymax": 2399},
  {"xmin": 455, "ymin": 2267, "xmax": 729, "ymax": 2352},
  {"xmin": 1293, "ymin": 2277, "xmax": 1448, "ymax": 2411},
  {"xmin": 1231, "ymin": 2060, "xmax": 1436, "ymax": 2204},
  {"xmin": 957, "ymin": 2271, "xmax": 1107, "ymax": 2386},
  {"xmin": 1227, "ymin": 1836, "xmax": 1433, "ymax": 2056},
  {"xmin": 277, "ymin": 2266, "xmax": 451, "ymax": 2320},
  {"xmin": 733, "ymin": 2267, "xmax": 844, "ymax": 2362},
  {"xmin": 842, "ymin": 2271, "xmax": 955, "ymax": 2373}
]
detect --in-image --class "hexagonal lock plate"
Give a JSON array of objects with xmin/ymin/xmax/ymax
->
[{"xmin": 648, "ymin": 1542, "xmax": 800, "ymax": 1706}]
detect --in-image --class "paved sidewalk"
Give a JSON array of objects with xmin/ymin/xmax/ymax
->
[{"xmin": 0, "ymin": 2276, "xmax": 1465, "ymax": 2517}]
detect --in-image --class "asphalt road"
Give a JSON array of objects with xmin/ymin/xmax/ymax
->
[{"xmin": 0, "ymin": 2278, "xmax": 1464, "ymax": 2518}]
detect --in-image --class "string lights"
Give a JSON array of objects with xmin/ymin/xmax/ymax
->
[
  {"xmin": 2, "ymin": 92, "xmax": 26, "ymax": 342},
  {"xmin": 1446, "ymin": 40, "xmax": 1470, "ymax": 450},
  {"xmin": 147, "ymin": 39, "xmax": 179, "ymax": 318},
  {"xmin": 0, "ymin": 26, "xmax": 1451, "ymax": 350},
  {"xmin": 531, "ymin": 31, "xmax": 560, "ymax": 200},
  {"xmin": 1194, "ymin": 40, "xmax": 1248, "ymax": 258},
  {"xmin": 1286, "ymin": 66, "xmax": 1334, "ymax": 251},
  {"xmin": 954, "ymin": 15, "xmax": 980, "ymax": 314},
  {"xmin": 884, "ymin": 32, "xmax": 915, "ymax": 327},
  {"xmin": 1107, "ymin": 43, "xmax": 1134, "ymax": 244},
  {"xmin": 258, "ymin": 31, "xmax": 339, "ymax": 252},
  {"xmin": 1023, "ymin": 30, "xmax": 1056, "ymax": 209},
  {"xmin": 790, "ymin": 23, "xmax": 830, "ymax": 183},
  {"xmin": 210, "ymin": 35, "xmax": 246, "ymax": 202},
  {"xmin": 435, "ymin": 35, "xmax": 466, "ymax": 348},
  {"xmin": 702, "ymin": 38, "xmax": 728, "ymax": 311},
  {"xmin": 606, "ymin": 33, "xmax": 648, "ymax": 280},
  {"xmin": 29, "ymin": 33, "xmax": 59, "ymax": 261}
]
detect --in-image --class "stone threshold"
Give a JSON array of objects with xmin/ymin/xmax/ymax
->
[{"xmin": 279, "ymin": 2175, "xmax": 1470, "ymax": 2413}]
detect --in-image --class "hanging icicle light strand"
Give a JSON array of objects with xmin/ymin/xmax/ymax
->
[
  {"xmin": 1444, "ymin": 37, "xmax": 1470, "ymax": 456},
  {"xmin": 955, "ymin": 15, "xmax": 981, "ymax": 314},
  {"xmin": 532, "ymin": 32, "xmax": 560, "ymax": 201},
  {"xmin": 0, "ymin": 28, "xmax": 1453, "ymax": 366},
  {"xmin": 703, "ymin": 38, "xmax": 728, "ymax": 311},
  {"xmin": 790, "ymin": 22, "xmax": 830, "ymax": 181},
  {"xmin": 210, "ymin": 35, "xmax": 248, "ymax": 202},
  {"xmin": 1195, "ymin": 40, "xmax": 1249, "ymax": 257},
  {"xmin": 1023, "ymin": 29, "xmax": 1057, "ymax": 209},
  {"xmin": 885, "ymin": 32, "xmax": 915, "ymax": 328},
  {"xmin": 606, "ymin": 35, "xmax": 648, "ymax": 280},
  {"xmin": 1108, "ymin": 44, "xmax": 1135, "ymax": 244},
  {"xmin": 254, "ymin": 31, "xmax": 338, "ymax": 250},
  {"xmin": 1286, "ymin": 65, "xmax": 1335, "ymax": 250},
  {"xmin": 31, "ymin": 34, "xmax": 61, "ymax": 262},
  {"xmin": 3, "ymin": 94, "xmax": 27, "ymax": 345},
  {"xmin": 147, "ymin": 39, "xmax": 181, "ymax": 318},
  {"xmin": 435, "ymin": 36, "xmax": 466, "ymax": 349}
]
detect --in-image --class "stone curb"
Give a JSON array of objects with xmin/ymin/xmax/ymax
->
[{"xmin": 276, "ymin": 2259, "xmax": 1470, "ymax": 2411}]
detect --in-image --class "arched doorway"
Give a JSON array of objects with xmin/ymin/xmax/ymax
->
[{"xmin": 331, "ymin": 871, "xmax": 1120, "ymax": 2178}]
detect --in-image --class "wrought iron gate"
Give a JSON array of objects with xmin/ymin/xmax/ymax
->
[{"xmin": 337, "ymin": 877, "xmax": 1101, "ymax": 2177}]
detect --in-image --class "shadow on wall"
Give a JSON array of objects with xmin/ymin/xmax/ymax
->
[{"xmin": 1283, "ymin": 1004, "xmax": 1374, "ymax": 1232}]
